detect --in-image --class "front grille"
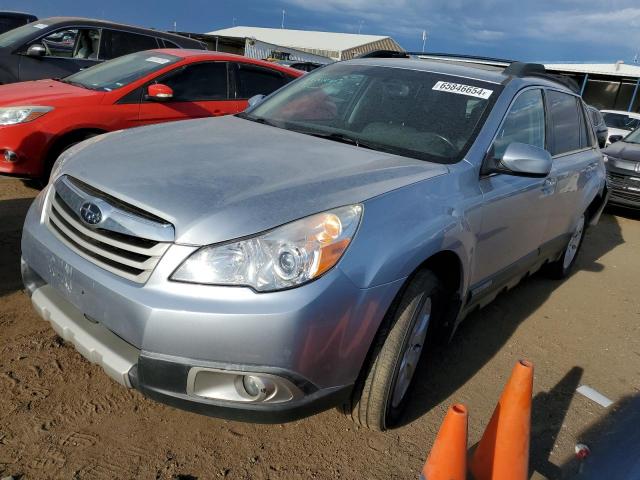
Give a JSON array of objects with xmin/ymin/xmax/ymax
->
[
  {"xmin": 45, "ymin": 183, "xmax": 172, "ymax": 284},
  {"xmin": 607, "ymin": 172, "xmax": 640, "ymax": 203}
]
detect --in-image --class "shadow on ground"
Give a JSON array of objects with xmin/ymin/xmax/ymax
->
[
  {"xmin": 395, "ymin": 212, "xmax": 625, "ymax": 473},
  {"xmin": 562, "ymin": 393, "xmax": 640, "ymax": 479},
  {"xmin": 0, "ymin": 197, "xmax": 35, "ymax": 297}
]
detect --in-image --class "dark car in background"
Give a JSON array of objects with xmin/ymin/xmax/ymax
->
[
  {"xmin": 0, "ymin": 12, "xmax": 37, "ymax": 35},
  {"xmin": 603, "ymin": 126, "xmax": 640, "ymax": 209},
  {"xmin": 275, "ymin": 60, "xmax": 324, "ymax": 72},
  {"xmin": 587, "ymin": 106, "xmax": 608, "ymax": 148},
  {"xmin": 0, "ymin": 17, "xmax": 206, "ymax": 84},
  {"xmin": 601, "ymin": 109, "xmax": 640, "ymax": 145}
]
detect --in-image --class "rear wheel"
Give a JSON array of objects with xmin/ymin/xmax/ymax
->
[
  {"xmin": 545, "ymin": 214, "xmax": 586, "ymax": 279},
  {"xmin": 341, "ymin": 269, "xmax": 445, "ymax": 431}
]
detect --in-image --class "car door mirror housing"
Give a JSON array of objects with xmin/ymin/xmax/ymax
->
[
  {"xmin": 147, "ymin": 84, "xmax": 173, "ymax": 101},
  {"xmin": 485, "ymin": 142, "xmax": 553, "ymax": 178},
  {"xmin": 247, "ymin": 94, "xmax": 265, "ymax": 109},
  {"xmin": 26, "ymin": 44, "xmax": 46, "ymax": 57},
  {"xmin": 609, "ymin": 135, "xmax": 623, "ymax": 143}
]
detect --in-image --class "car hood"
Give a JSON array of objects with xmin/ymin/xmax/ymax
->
[
  {"xmin": 59, "ymin": 116, "xmax": 449, "ymax": 245},
  {"xmin": 604, "ymin": 140, "xmax": 640, "ymax": 162},
  {"xmin": 0, "ymin": 79, "xmax": 102, "ymax": 106}
]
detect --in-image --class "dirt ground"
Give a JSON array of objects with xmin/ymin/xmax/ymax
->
[{"xmin": 0, "ymin": 176, "xmax": 639, "ymax": 480}]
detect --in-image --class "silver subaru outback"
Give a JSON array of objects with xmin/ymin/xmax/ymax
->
[{"xmin": 21, "ymin": 55, "xmax": 608, "ymax": 430}]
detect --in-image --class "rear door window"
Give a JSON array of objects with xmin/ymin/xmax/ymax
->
[
  {"xmin": 102, "ymin": 30, "xmax": 158, "ymax": 60},
  {"xmin": 546, "ymin": 90, "xmax": 583, "ymax": 155},
  {"xmin": 492, "ymin": 89, "xmax": 546, "ymax": 160},
  {"xmin": 234, "ymin": 64, "xmax": 288, "ymax": 98}
]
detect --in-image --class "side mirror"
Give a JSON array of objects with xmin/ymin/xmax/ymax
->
[
  {"xmin": 247, "ymin": 94, "xmax": 265, "ymax": 109},
  {"xmin": 609, "ymin": 135, "xmax": 623, "ymax": 143},
  {"xmin": 26, "ymin": 44, "xmax": 46, "ymax": 57},
  {"xmin": 485, "ymin": 142, "xmax": 552, "ymax": 178},
  {"xmin": 147, "ymin": 84, "xmax": 173, "ymax": 101}
]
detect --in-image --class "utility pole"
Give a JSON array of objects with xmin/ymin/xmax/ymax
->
[
  {"xmin": 281, "ymin": 9, "xmax": 286, "ymax": 29},
  {"xmin": 358, "ymin": 20, "xmax": 364, "ymax": 34},
  {"xmin": 422, "ymin": 30, "xmax": 427, "ymax": 53}
]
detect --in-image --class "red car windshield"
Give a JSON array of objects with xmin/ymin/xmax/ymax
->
[{"xmin": 61, "ymin": 51, "xmax": 181, "ymax": 91}]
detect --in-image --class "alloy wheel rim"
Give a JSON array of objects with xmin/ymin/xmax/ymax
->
[
  {"xmin": 563, "ymin": 216, "xmax": 585, "ymax": 270},
  {"xmin": 391, "ymin": 297, "xmax": 432, "ymax": 409}
]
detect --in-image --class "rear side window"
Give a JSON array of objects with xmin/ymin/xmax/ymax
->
[
  {"xmin": 547, "ymin": 90, "xmax": 583, "ymax": 155},
  {"xmin": 160, "ymin": 38, "xmax": 180, "ymax": 48},
  {"xmin": 235, "ymin": 64, "xmax": 287, "ymax": 98},
  {"xmin": 576, "ymin": 102, "xmax": 591, "ymax": 148},
  {"xmin": 157, "ymin": 62, "xmax": 229, "ymax": 101},
  {"xmin": 492, "ymin": 89, "xmax": 546, "ymax": 160},
  {"xmin": 102, "ymin": 30, "xmax": 158, "ymax": 60}
]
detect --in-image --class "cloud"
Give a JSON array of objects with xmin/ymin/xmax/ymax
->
[{"xmin": 281, "ymin": 0, "xmax": 640, "ymax": 61}]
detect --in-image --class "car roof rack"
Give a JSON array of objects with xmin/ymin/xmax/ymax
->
[{"xmin": 356, "ymin": 51, "xmax": 580, "ymax": 92}]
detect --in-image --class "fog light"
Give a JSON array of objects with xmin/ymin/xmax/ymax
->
[
  {"xmin": 3, "ymin": 150, "xmax": 18, "ymax": 163},
  {"xmin": 187, "ymin": 367, "xmax": 302, "ymax": 404},
  {"xmin": 242, "ymin": 375, "xmax": 265, "ymax": 399}
]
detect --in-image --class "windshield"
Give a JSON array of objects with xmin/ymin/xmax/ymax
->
[
  {"xmin": 602, "ymin": 112, "xmax": 640, "ymax": 131},
  {"xmin": 242, "ymin": 63, "xmax": 499, "ymax": 163},
  {"xmin": 0, "ymin": 21, "xmax": 45, "ymax": 48},
  {"xmin": 61, "ymin": 51, "xmax": 181, "ymax": 91},
  {"xmin": 624, "ymin": 126, "xmax": 640, "ymax": 144}
]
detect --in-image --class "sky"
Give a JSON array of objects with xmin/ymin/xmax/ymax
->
[{"xmin": 7, "ymin": 0, "xmax": 640, "ymax": 63}]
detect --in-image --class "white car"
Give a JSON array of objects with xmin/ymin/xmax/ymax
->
[{"xmin": 601, "ymin": 109, "xmax": 640, "ymax": 144}]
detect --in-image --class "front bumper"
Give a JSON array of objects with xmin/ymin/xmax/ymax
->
[
  {"xmin": 26, "ymin": 280, "xmax": 352, "ymax": 422},
  {"xmin": 21, "ymin": 194, "xmax": 403, "ymax": 421},
  {"xmin": 0, "ymin": 123, "xmax": 49, "ymax": 177}
]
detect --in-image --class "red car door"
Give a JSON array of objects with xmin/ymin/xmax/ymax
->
[{"xmin": 138, "ymin": 61, "xmax": 240, "ymax": 125}]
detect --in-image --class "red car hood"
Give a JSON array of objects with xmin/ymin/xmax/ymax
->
[{"xmin": 0, "ymin": 79, "xmax": 103, "ymax": 107}]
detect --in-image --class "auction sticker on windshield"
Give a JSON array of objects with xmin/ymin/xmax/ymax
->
[
  {"xmin": 432, "ymin": 81, "xmax": 493, "ymax": 99},
  {"xmin": 146, "ymin": 57, "xmax": 171, "ymax": 64}
]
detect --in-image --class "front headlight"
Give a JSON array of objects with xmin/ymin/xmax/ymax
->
[
  {"xmin": 0, "ymin": 106, "xmax": 53, "ymax": 125},
  {"xmin": 171, "ymin": 204, "xmax": 363, "ymax": 291}
]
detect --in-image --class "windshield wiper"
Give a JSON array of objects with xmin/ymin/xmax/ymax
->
[
  {"xmin": 56, "ymin": 78, "xmax": 90, "ymax": 90},
  {"xmin": 235, "ymin": 112, "xmax": 280, "ymax": 128},
  {"xmin": 300, "ymin": 130, "xmax": 378, "ymax": 151}
]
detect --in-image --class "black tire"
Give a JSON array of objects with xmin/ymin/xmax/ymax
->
[
  {"xmin": 341, "ymin": 269, "xmax": 445, "ymax": 431},
  {"xmin": 545, "ymin": 213, "xmax": 586, "ymax": 279}
]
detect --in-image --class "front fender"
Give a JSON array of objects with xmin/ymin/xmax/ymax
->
[{"xmin": 338, "ymin": 175, "xmax": 477, "ymax": 296}]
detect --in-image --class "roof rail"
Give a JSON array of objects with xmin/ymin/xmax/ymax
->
[
  {"xmin": 357, "ymin": 50, "xmax": 514, "ymax": 66},
  {"xmin": 357, "ymin": 50, "xmax": 409, "ymax": 59},
  {"xmin": 356, "ymin": 50, "xmax": 580, "ymax": 92}
]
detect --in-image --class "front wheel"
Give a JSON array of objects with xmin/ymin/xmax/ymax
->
[
  {"xmin": 545, "ymin": 214, "xmax": 586, "ymax": 279},
  {"xmin": 341, "ymin": 269, "xmax": 445, "ymax": 431}
]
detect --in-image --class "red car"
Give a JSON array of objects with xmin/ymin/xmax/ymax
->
[{"xmin": 0, "ymin": 49, "xmax": 302, "ymax": 178}]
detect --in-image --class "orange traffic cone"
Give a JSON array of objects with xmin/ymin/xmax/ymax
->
[
  {"xmin": 470, "ymin": 360, "xmax": 534, "ymax": 480},
  {"xmin": 421, "ymin": 403, "xmax": 468, "ymax": 480}
]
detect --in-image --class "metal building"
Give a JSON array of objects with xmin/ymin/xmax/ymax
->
[
  {"xmin": 206, "ymin": 26, "xmax": 404, "ymax": 62},
  {"xmin": 545, "ymin": 62, "xmax": 640, "ymax": 112}
]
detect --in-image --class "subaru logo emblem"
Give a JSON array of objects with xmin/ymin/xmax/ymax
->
[{"xmin": 80, "ymin": 202, "xmax": 102, "ymax": 225}]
